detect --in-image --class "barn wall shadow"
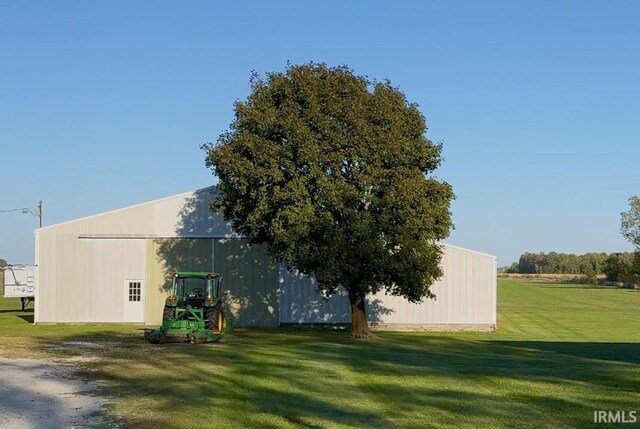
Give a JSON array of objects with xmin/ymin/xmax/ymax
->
[
  {"xmin": 279, "ymin": 267, "xmax": 393, "ymax": 325},
  {"xmin": 153, "ymin": 187, "xmax": 392, "ymax": 327},
  {"xmin": 152, "ymin": 189, "xmax": 279, "ymax": 327}
]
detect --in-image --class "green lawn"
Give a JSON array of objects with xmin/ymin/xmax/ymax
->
[{"xmin": 1, "ymin": 279, "xmax": 639, "ymax": 428}]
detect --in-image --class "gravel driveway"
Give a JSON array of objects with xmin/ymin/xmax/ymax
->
[{"xmin": 0, "ymin": 356, "xmax": 113, "ymax": 429}]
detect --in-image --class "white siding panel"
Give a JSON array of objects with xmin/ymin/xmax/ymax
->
[
  {"xmin": 279, "ymin": 244, "xmax": 497, "ymax": 328},
  {"xmin": 35, "ymin": 231, "xmax": 58, "ymax": 322},
  {"xmin": 34, "ymin": 231, "xmax": 40, "ymax": 322},
  {"xmin": 36, "ymin": 232, "xmax": 145, "ymax": 323},
  {"xmin": 58, "ymin": 204, "xmax": 156, "ymax": 236}
]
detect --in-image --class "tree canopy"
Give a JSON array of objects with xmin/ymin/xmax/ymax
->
[
  {"xmin": 621, "ymin": 196, "xmax": 640, "ymax": 250},
  {"xmin": 205, "ymin": 63, "xmax": 453, "ymax": 336},
  {"xmin": 620, "ymin": 196, "xmax": 640, "ymax": 284}
]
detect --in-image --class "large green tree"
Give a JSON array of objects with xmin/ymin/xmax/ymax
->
[{"xmin": 205, "ymin": 63, "xmax": 454, "ymax": 337}]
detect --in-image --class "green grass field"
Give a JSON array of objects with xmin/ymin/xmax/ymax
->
[{"xmin": 1, "ymin": 279, "xmax": 639, "ymax": 428}]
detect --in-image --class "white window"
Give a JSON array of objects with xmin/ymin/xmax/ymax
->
[{"xmin": 128, "ymin": 281, "xmax": 142, "ymax": 302}]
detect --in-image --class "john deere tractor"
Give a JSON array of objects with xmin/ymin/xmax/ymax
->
[{"xmin": 144, "ymin": 271, "xmax": 233, "ymax": 344}]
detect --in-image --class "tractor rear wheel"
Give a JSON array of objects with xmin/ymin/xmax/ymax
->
[
  {"xmin": 163, "ymin": 306, "xmax": 176, "ymax": 321},
  {"xmin": 205, "ymin": 304, "xmax": 225, "ymax": 332}
]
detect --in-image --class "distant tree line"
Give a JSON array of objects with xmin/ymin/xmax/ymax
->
[
  {"xmin": 502, "ymin": 252, "xmax": 613, "ymax": 276},
  {"xmin": 500, "ymin": 251, "xmax": 639, "ymax": 283},
  {"xmin": 501, "ymin": 196, "xmax": 640, "ymax": 284}
]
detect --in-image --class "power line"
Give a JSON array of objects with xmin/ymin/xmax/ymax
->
[
  {"xmin": 0, "ymin": 201, "xmax": 43, "ymax": 227},
  {"xmin": 0, "ymin": 207, "xmax": 30, "ymax": 214}
]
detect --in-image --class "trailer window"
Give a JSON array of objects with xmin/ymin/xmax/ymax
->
[{"xmin": 128, "ymin": 281, "xmax": 141, "ymax": 302}]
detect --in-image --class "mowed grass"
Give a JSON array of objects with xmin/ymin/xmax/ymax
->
[{"xmin": 0, "ymin": 279, "xmax": 639, "ymax": 428}]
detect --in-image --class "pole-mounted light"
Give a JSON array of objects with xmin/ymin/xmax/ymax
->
[{"xmin": 0, "ymin": 201, "xmax": 43, "ymax": 227}]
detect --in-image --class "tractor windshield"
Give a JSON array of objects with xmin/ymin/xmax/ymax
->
[{"xmin": 179, "ymin": 277, "xmax": 207, "ymax": 299}]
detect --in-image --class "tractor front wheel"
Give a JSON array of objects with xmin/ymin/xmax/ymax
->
[
  {"xmin": 205, "ymin": 304, "xmax": 226, "ymax": 332},
  {"xmin": 163, "ymin": 306, "xmax": 176, "ymax": 321}
]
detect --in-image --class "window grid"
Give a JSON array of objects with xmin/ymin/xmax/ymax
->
[{"xmin": 128, "ymin": 282, "xmax": 141, "ymax": 302}]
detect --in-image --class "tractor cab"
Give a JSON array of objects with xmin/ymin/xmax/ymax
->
[{"xmin": 168, "ymin": 272, "xmax": 221, "ymax": 309}]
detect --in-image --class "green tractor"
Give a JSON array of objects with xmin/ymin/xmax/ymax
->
[{"xmin": 144, "ymin": 271, "xmax": 233, "ymax": 344}]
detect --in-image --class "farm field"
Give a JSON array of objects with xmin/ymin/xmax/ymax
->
[{"xmin": 0, "ymin": 279, "xmax": 639, "ymax": 428}]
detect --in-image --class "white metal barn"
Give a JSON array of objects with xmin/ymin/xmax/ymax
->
[{"xmin": 34, "ymin": 187, "xmax": 497, "ymax": 330}]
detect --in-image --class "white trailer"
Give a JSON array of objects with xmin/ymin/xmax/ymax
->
[{"xmin": 3, "ymin": 264, "xmax": 35, "ymax": 310}]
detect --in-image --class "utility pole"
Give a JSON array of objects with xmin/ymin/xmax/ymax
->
[{"xmin": 0, "ymin": 201, "xmax": 43, "ymax": 227}]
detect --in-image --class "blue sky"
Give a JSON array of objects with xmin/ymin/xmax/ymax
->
[{"xmin": 1, "ymin": 1, "xmax": 638, "ymax": 266}]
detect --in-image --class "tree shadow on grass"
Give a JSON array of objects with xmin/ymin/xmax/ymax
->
[
  {"xmin": 21, "ymin": 328, "xmax": 639, "ymax": 429},
  {"xmin": 539, "ymin": 285, "xmax": 621, "ymax": 289},
  {"xmin": 282, "ymin": 335, "xmax": 639, "ymax": 427},
  {"xmin": 486, "ymin": 340, "xmax": 640, "ymax": 365}
]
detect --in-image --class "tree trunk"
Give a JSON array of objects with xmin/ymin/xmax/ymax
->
[{"xmin": 348, "ymin": 291, "xmax": 370, "ymax": 338}]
